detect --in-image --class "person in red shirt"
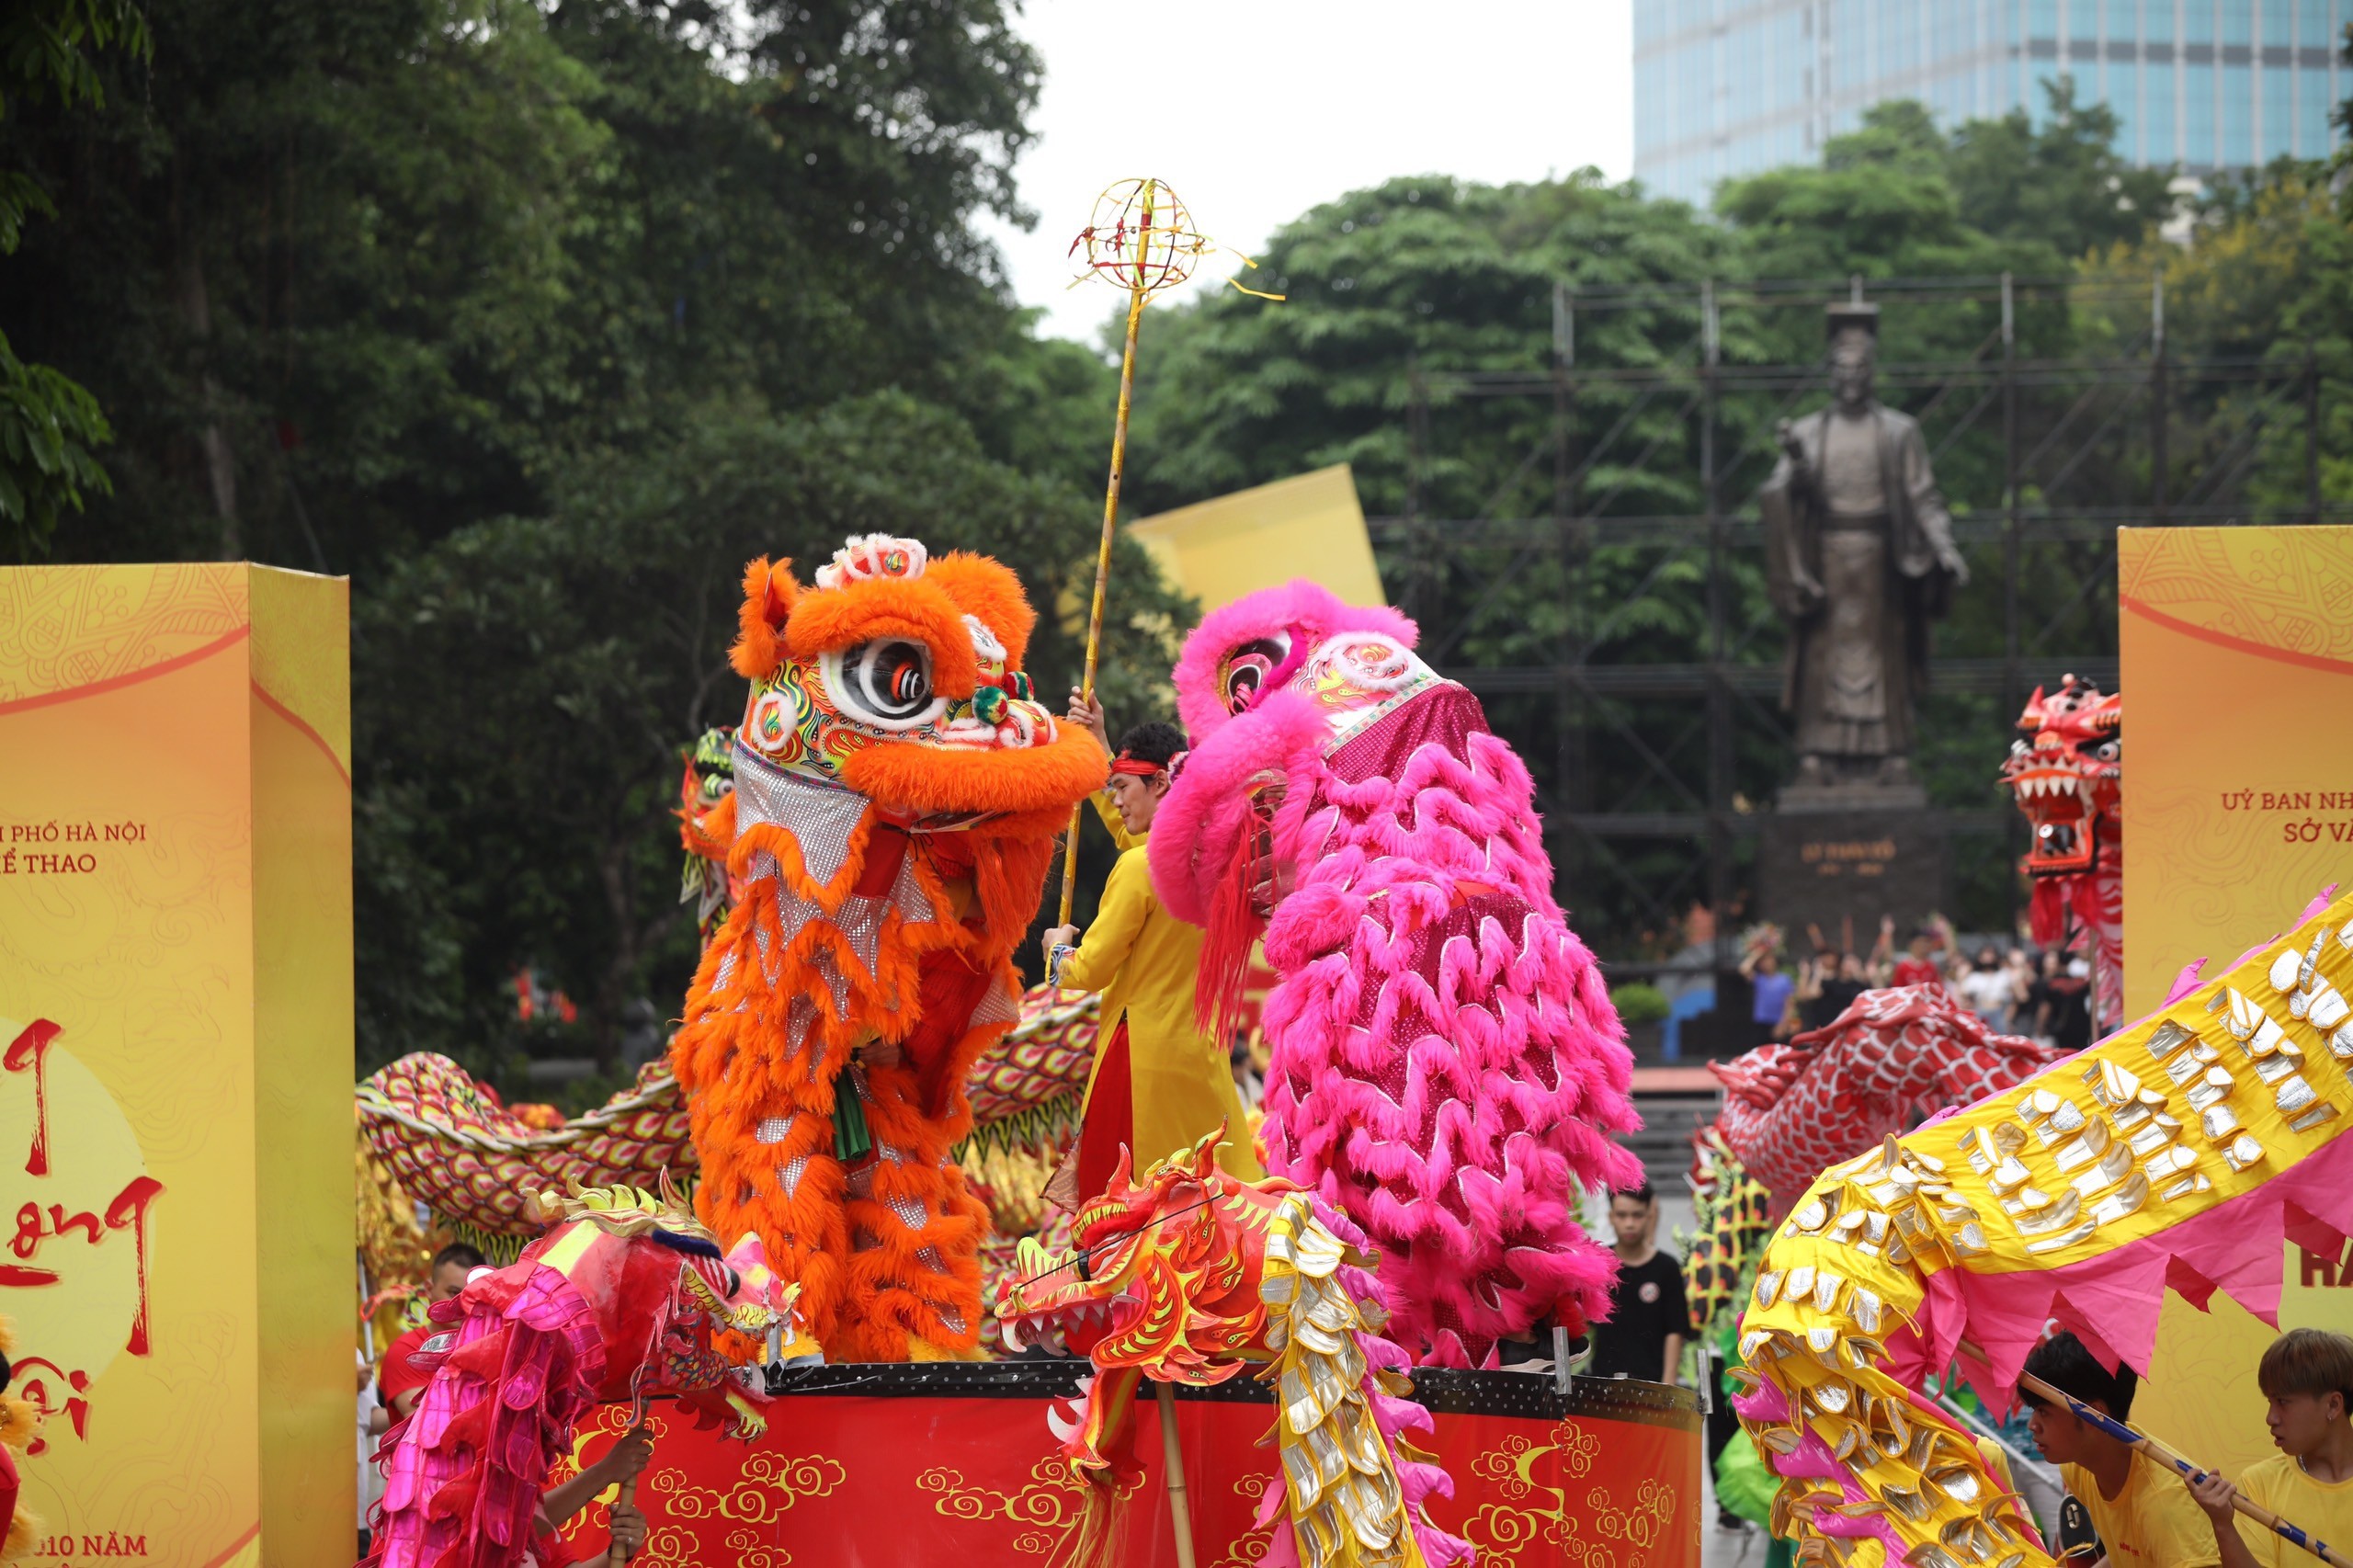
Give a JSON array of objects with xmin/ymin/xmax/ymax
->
[
  {"xmin": 375, "ymin": 1243, "xmax": 485, "ymax": 1425},
  {"xmin": 1890, "ymin": 923, "xmax": 1948, "ymax": 990}
]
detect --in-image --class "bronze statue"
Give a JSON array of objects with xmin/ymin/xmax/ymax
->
[{"xmin": 1760, "ymin": 304, "xmax": 1967, "ymax": 792}]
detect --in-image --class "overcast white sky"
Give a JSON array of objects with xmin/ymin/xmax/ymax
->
[{"xmin": 981, "ymin": 1, "xmax": 1635, "ymax": 345}]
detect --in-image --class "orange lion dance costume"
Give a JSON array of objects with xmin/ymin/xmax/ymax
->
[{"xmin": 673, "ymin": 535, "xmax": 1106, "ymax": 1362}]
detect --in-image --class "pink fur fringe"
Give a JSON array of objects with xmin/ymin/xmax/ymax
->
[
  {"xmin": 1155, "ymin": 584, "xmax": 1643, "ymax": 1368},
  {"xmin": 1150, "ymin": 687, "xmax": 1327, "ymax": 927}
]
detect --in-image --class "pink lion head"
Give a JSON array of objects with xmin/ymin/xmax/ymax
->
[{"xmin": 1171, "ymin": 581, "xmax": 1417, "ymax": 744}]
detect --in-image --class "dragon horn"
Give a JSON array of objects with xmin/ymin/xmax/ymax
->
[{"xmin": 658, "ymin": 1166, "xmax": 687, "ymax": 1212}]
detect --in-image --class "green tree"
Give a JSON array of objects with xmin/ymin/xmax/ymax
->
[
  {"xmin": 356, "ymin": 393, "xmax": 1187, "ymax": 1081},
  {"xmin": 0, "ymin": 0, "xmax": 146, "ymax": 559},
  {"xmin": 2082, "ymin": 162, "xmax": 2353, "ymax": 518},
  {"xmin": 4, "ymin": 0, "xmax": 1131, "ymax": 1090},
  {"xmin": 4, "ymin": 0, "xmax": 1064, "ymax": 572},
  {"xmin": 1945, "ymin": 78, "xmax": 2176, "ymax": 262},
  {"xmin": 1120, "ymin": 97, "xmax": 2202, "ymax": 950}
]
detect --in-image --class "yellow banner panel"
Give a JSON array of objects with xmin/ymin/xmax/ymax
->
[
  {"xmin": 1127, "ymin": 465, "xmax": 1385, "ymax": 613},
  {"xmin": 0, "ymin": 563, "xmax": 354, "ymax": 1566},
  {"xmin": 2119, "ymin": 524, "xmax": 2353, "ymax": 1479}
]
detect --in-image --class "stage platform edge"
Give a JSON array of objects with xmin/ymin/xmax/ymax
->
[{"xmin": 553, "ymin": 1360, "xmax": 1704, "ymax": 1567}]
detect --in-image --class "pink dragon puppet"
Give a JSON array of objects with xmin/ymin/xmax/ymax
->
[
  {"xmin": 1147, "ymin": 580, "xmax": 1642, "ymax": 1368},
  {"xmin": 364, "ymin": 1179, "xmax": 801, "ymax": 1568}
]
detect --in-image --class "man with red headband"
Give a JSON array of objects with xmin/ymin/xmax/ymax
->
[{"xmin": 1043, "ymin": 692, "xmax": 1263, "ymax": 1197}]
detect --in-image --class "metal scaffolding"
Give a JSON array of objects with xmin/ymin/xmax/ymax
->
[{"xmin": 1362, "ymin": 271, "xmax": 2346, "ymax": 979}]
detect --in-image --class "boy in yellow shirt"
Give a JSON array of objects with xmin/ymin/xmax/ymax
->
[
  {"xmin": 2025, "ymin": 1331, "xmax": 2221, "ymax": 1568},
  {"xmin": 2189, "ymin": 1328, "xmax": 2353, "ymax": 1568},
  {"xmin": 1041, "ymin": 693, "xmax": 1261, "ymax": 1198}
]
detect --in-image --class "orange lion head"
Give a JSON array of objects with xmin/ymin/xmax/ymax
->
[{"xmin": 728, "ymin": 534, "xmax": 1104, "ymax": 822}]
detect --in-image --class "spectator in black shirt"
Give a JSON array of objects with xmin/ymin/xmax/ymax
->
[
  {"xmin": 1805, "ymin": 951, "xmax": 1869, "ymax": 1033},
  {"xmin": 1588, "ymin": 1182, "xmax": 1690, "ymax": 1385},
  {"xmin": 2030, "ymin": 949, "xmax": 2095, "ymax": 1051}
]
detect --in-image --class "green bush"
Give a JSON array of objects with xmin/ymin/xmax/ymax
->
[{"xmin": 1611, "ymin": 982, "xmax": 1670, "ymax": 1026}]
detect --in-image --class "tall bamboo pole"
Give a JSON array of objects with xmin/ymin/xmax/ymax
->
[
  {"xmin": 612, "ymin": 1476, "xmax": 638, "ymax": 1564},
  {"xmin": 1056, "ymin": 182, "xmax": 1157, "ymax": 926},
  {"xmin": 1156, "ymin": 1380, "xmax": 1199, "ymax": 1568}
]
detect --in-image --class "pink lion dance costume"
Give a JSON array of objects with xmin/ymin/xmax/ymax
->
[{"xmin": 1149, "ymin": 581, "xmax": 1643, "ymax": 1367}]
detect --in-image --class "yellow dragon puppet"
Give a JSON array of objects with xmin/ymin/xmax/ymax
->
[
  {"xmin": 1734, "ymin": 885, "xmax": 2353, "ymax": 1568},
  {"xmin": 671, "ymin": 534, "xmax": 1106, "ymax": 1363}
]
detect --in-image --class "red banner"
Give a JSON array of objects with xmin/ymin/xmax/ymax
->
[{"xmin": 551, "ymin": 1367, "xmax": 1702, "ymax": 1568}]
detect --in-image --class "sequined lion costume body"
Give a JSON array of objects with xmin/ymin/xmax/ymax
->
[
  {"xmin": 1147, "ymin": 580, "xmax": 1641, "ymax": 1368},
  {"xmin": 672, "ymin": 535, "xmax": 1105, "ymax": 1362},
  {"xmin": 365, "ymin": 1182, "xmax": 793, "ymax": 1568},
  {"xmin": 1680, "ymin": 986, "xmax": 2061, "ymax": 1346},
  {"xmin": 1710, "ymin": 985, "xmax": 2066, "ymax": 1215},
  {"xmin": 1733, "ymin": 887, "xmax": 2353, "ymax": 1568}
]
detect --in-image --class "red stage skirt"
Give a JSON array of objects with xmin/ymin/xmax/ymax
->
[{"xmin": 553, "ymin": 1362, "xmax": 1702, "ymax": 1567}]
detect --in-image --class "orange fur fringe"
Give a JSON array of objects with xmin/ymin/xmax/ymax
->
[
  {"xmin": 679, "ymin": 789, "xmax": 736, "ymax": 865},
  {"xmin": 731, "ymin": 556, "xmax": 798, "ymax": 678},
  {"xmin": 926, "ymin": 551, "xmax": 1039, "ymax": 670},
  {"xmin": 0, "ymin": 1396, "xmax": 32, "ymax": 1454},
  {"xmin": 676, "ymin": 556, "xmax": 1094, "ymax": 1361},
  {"xmin": 782, "ymin": 577, "xmax": 981, "ymax": 698}
]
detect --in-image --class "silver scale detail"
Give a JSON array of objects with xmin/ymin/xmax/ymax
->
[
  {"xmin": 972, "ymin": 973, "xmax": 1020, "ymax": 1030},
  {"xmin": 732, "ymin": 743, "xmax": 866, "ymax": 886},
  {"xmin": 727, "ymin": 740, "xmax": 973, "ymax": 1314}
]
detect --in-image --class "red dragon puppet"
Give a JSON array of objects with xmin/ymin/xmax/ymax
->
[
  {"xmin": 1679, "ymin": 986, "xmax": 2064, "ymax": 1346},
  {"xmin": 364, "ymin": 1179, "xmax": 797, "ymax": 1568},
  {"xmin": 671, "ymin": 534, "xmax": 1106, "ymax": 1362},
  {"xmin": 2001, "ymin": 673, "xmax": 2122, "ymax": 1029},
  {"xmin": 1145, "ymin": 579, "xmax": 1641, "ymax": 1368},
  {"xmin": 995, "ymin": 1130, "xmax": 1474, "ymax": 1568},
  {"xmin": 1708, "ymin": 985, "xmax": 2066, "ymax": 1215}
]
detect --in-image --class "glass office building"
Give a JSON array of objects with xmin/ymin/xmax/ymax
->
[{"xmin": 1634, "ymin": 0, "xmax": 2352, "ymax": 206}]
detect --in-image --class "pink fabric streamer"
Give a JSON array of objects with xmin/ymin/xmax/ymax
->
[
  {"xmin": 1881, "ymin": 1127, "xmax": 2353, "ymax": 1412},
  {"xmin": 366, "ymin": 1263, "xmax": 606, "ymax": 1568}
]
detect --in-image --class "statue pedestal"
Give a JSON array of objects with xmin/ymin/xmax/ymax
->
[
  {"xmin": 1758, "ymin": 783, "xmax": 1949, "ymax": 946},
  {"xmin": 1775, "ymin": 778, "xmax": 1927, "ymax": 813}
]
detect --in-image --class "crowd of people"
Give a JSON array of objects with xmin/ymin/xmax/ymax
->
[{"xmin": 1738, "ymin": 914, "xmax": 2097, "ymax": 1050}]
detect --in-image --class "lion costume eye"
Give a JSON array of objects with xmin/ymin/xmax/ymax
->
[
  {"xmin": 1218, "ymin": 634, "xmax": 1291, "ymax": 715},
  {"xmin": 824, "ymin": 638, "xmax": 948, "ymax": 731}
]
